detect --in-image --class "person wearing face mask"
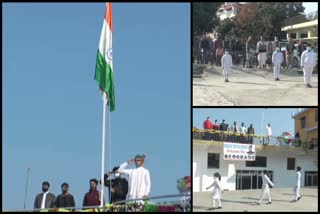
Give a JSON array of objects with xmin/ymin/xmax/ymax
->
[
  {"xmin": 34, "ymin": 181, "xmax": 56, "ymax": 210},
  {"xmin": 221, "ymin": 49, "xmax": 233, "ymax": 82},
  {"xmin": 300, "ymin": 43, "xmax": 316, "ymax": 88},
  {"xmin": 118, "ymin": 154, "xmax": 151, "ymax": 203},
  {"xmin": 54, "ymin": 183, "xmax": 75, "ymax": 211},
  {"xmin": 103, "ymin": 166, "xmax": 129, "ymax": 204},
  {"xmin": 272, "ymin": 46, "xmax": 284, "ymax": 81}
]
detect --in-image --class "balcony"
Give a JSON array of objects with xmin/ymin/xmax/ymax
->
[{"xmin": 192, "ymin": 129, "xmax": 318, "ymax": 150}]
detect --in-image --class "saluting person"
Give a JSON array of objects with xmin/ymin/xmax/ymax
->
[{"xmin": 118, "ymin": 154, "xmax": 151, "ymax": 203}]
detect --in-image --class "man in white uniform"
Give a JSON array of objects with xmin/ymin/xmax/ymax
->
[
  {"xmin": 221, "ymin": 49, "xmax": 233, "ymax": 82},
  {"xmin": 266, "ymin": 124, "xmax": 272, "ymax": 144},
  {"xmin": 206, "ymin": 172, "xmax": 223, "ymax": 210},
  {"xmin": 257, "ymin": 170, "xmax": 274, "ymax": 205},
  {"xmin": 118, "ymin": 154, "xmax": 151, "ymax": 203},
  {"xmin": 272, "ymin": 47, "xmax": 284, "ymax": 81},
  {"xmin": 292, "ymin": 166, "xmax": 302, "ymax": 202},
  {"xmin": 300, "ymin": 44, "xmax": 316, "ymax": 88}
]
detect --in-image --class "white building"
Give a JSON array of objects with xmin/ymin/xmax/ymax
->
[
  {"xmin": 193, "ymin": 139, "xmax": 318, "ymax": 192},
  {"xmin": 281, "ymin": 11, "xmax": 318, "ymax": 41},
  {"xmin": 216, "ymin": 2, "xmax": 245, "ymax": 20}
]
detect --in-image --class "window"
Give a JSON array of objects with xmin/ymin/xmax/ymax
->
[
  {"xmin": 287, "ymin": 158, "xmax": 295, "ymax": 170},
  {"xmin": 300, "ymin": 116, "xmax": 306, "ymax": 128},
  {"xmin": 315, "ymin": 110, "xmax": 318, "ymax": 122},
  {"xmin": 290, "ymin": 33, "xmax": 297, "ymax": 39},
  {"xmin": 245, "ymin": 156, "xmax": 267, "ymax": 167},
  {"xmin": 208, "ymin": 153, "xmax": 219, "ymax": 169},
  {"xmin": 300, "ymin": 33, "xmax": 308, "ymax": 39}
]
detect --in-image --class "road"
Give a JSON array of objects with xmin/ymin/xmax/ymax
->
[
  {"xmin": 193, "ymin": 187, "xmax": 318, "ymax": 212},
  {"xmin": 193, "ymin": 65, "xmax": 318, "ymax": 106}
]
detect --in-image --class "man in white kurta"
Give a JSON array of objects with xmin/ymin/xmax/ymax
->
[
  {"xmin": 258, "ymin": 170, "xmax": 274, "ymax": 205},
  {"xmin": 272, "ymin": 47, "xmax": 283, "ymax": 81},
  {"xmin": 206, "ymin": 173, "xmax": 223, "ymax": 210},
  {"xmin": 221, "ymin": 50, "xmax": 232, "ymax": 82},
  {"xmin": 266, "ymin": 124, "xmax": 272, "ymax": 144},
  {"xmin": 292, "ymin": 166, "xmax": 302, "ymax": 202},
  {"xmin": 257, "ymin": 36, "xmax": 268, "ymax": 69},
  {"xmin": 300, "ymin": 44, "xmax": 316, "ymax": 88},
  {"xmin": 118, "ymin": 155, "xmax": 151, "ymax": 203}
]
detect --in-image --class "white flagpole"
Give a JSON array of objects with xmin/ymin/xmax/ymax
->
[
  {"xmin": 100, "ymin": 92, "xmax": 107, "ymax": 208},
  {"xmin": 24, "ymin": 168, "xmax": 30, "ymax": 209}
]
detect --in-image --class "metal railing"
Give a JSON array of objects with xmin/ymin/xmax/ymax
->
[
  {"xmin": 193, "ymin": 129, "xmax": 318, "ymax": 149},
  {"xmin": 193, "ymin": 129, "xmax": 267, "ymax": 145},
  {"xmin": 2, "ymin": 193, "xmax": 191, "ymax": 212}
]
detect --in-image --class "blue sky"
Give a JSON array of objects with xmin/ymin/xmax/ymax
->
[
  {"xmin": 193, "ymin": 108, "xmax": 297, "ymax": 137},
  {"xmin": 2, "ymin": 3, "xmax": 190, "ymax": 210},
  {"xmin": 303, "ymin": 2, "xmax": 318, "ymax": 14}
]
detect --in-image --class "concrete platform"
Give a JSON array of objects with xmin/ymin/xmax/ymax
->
[
  {"xmin": 193, "ymin": 187, "xmax": 318, "ymax": 212},
  {"xmin": 193, "ymin": 65, "xmax": 318, "ymax": 106}
]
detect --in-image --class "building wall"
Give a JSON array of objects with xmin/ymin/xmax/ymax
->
[
  {"xmin": 294, "ymin": 108, "xmax": 318, "ymax": 142},
  {"xmin": 282, "ymin": 19, "xmax": 318, "ymax": 40},
  {"xmin": 193, "ymin": 141, "xmax": 318, "ymax": 192}
]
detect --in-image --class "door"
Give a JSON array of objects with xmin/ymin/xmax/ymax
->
[
  {"xmin": 305, "ymin": 171, "xmax": 318, "ymax": 186},
  {"xmin": 241, "ymin": 175, "xmax": 252, "ymax": 190},
  {"xmin": 236, "ymin": 170, "xmax": 271, "ymax": 190}
]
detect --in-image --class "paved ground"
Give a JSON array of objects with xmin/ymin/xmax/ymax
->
[
  {"xmin": 193, "ymin": 65, "xmax": 318, "ymax": 106},
  {"xmin": 193, "ymin": 187, "xmax": 318, "ymax": 212}
]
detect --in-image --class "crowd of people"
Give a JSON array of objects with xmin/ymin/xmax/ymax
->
[
  {"xmin": 206, "ymin": 167, "xmax": 303, "ymax": 210},
  {"xmin": 203, "ymin": 117, "xmax": 273, "ymax": 144},
  {"xmin": 34, "ymin": 155, "xmax": 151, "ymax": 211},
  {"xmin": 194, "ymin": 33, "xmax": 317, "ymax": 87}
]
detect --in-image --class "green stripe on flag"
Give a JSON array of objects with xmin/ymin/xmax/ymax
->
[
  {"xmin": 95, "ymin": 51, "xmax": 115, "ymax": 112},
  {"xmin": 284, "ymin": 138, "xmax": 292, "ymax": 144}
]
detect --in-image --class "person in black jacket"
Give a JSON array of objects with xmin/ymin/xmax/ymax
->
[
  {"xmin": 103, "ymin": 166, "xmax": 129, "ymax": 204},
  {"xmin": 219, "ymin": 120, "xmax": 228, "ymax": 141},
  {"xmin": 247, "ymin": 124, "xmax": 255, "ymax": 144},
  {"xmin": 199, "ymin": 33, "xmax": 210, "ymax": 64},
  {"xmin": 54, "ymin": 183, "xmax": 75, "ymax": 211},
  {"xmin": 34, "ymin": 181, "xmax": 56, "ymax": 210}
]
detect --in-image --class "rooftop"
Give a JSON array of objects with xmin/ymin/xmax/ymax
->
[
  {"xmin": 283, "ymin": 11, "xmax": 318, "ymax": 27},
  {"xmin": 291, "ymin": 108, "xmax": 316, "ymax": 118}
]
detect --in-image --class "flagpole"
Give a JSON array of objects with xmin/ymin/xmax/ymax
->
[
  {"xmin": 100, "ymin": 92, "xmax": 107, "ymax": 207},
  {"xmin": 24, "ymin": 168, "xmax": 30, "ymax": 209}
]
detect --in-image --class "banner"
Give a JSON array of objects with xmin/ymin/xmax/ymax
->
[{"xmin": 223, "ymin": 142, "xmax": 256, "ymax": 161}]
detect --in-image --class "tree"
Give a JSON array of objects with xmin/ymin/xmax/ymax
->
[
  {"xmin": 215, "ymin": 18, "xmax": 237, "ymax": 41},
  {"xmin": 193, "ymin": 2, "xmax": 222, "ymax": 34},
  {"xmin": 234, "ymin": 2, "xmax": 305, "ymax": 42}
]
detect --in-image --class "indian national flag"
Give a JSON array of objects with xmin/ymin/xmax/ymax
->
[
  {"xmin": 282, "ymin": 131, "xmax": 292, "ymax": 144},
  {"xmin": 95, "ymin": 2, "xmax": 115, "ymax": 112}
]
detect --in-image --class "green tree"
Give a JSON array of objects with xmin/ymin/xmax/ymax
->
[
  {"xmin": 193, "ymin": 2, "xmax": 222, "ymax": 34},
  {"xmin": 234, "ymin": 2, "xmax": 305, "ymax": 42},
  {"xmin": 215, "ymin": 18, "xmax": 237, "ymax": 40}
]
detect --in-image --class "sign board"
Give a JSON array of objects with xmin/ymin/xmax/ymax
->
[{"xmin": 223, "ymin": 142, "xmax": 256, "ymax": 161}]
